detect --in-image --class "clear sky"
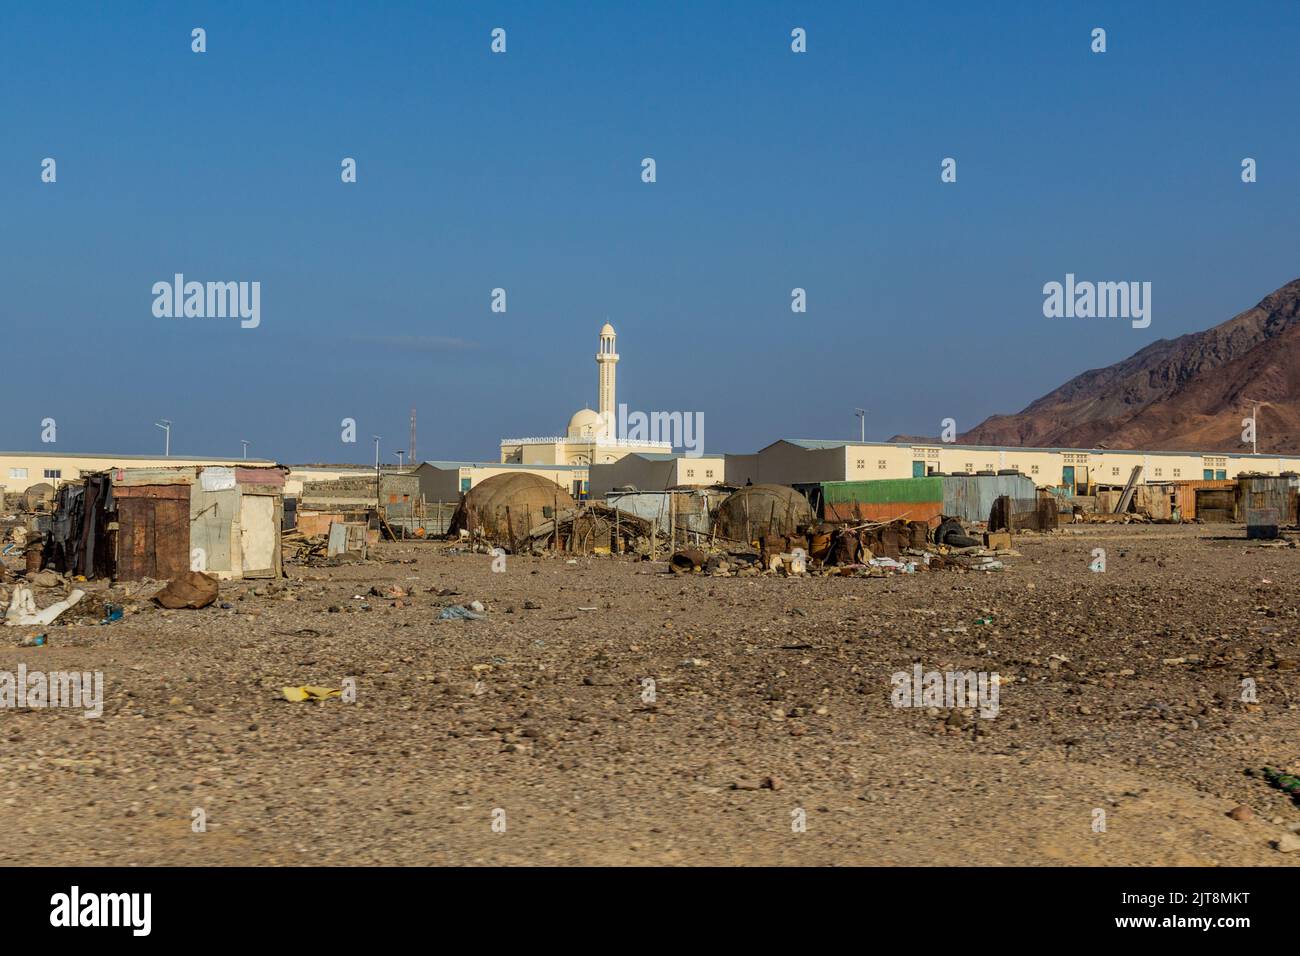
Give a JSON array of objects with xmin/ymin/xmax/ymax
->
[{"xmin": 3, "ymin": 1, "xmax": 1297, "ymax": 463}]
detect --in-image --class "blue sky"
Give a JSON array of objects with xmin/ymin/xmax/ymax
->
[{"xmin": 2, "ymin": 1, "xmax": 1297, "ymax": 463}]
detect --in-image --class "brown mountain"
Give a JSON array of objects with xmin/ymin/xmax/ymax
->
[{"xmin": 959, "ymin": 278, "xmax": 1300, "ymax": 454}]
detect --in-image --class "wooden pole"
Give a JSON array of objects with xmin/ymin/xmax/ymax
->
[{"xmin": 650, "ymin": 495, "xmax": 658, "ymax": 557}]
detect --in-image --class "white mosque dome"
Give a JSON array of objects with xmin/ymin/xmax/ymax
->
[
  {"xmin": 567, "ymin": 407, "xmax": 606, "ymax": 439},
  {"xmin": 600, "ymin": 322, "xmax": 616, "ymax": 336}
]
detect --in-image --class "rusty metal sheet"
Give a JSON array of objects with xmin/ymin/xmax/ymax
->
[
  {"xmin": 113, "ymin": 484, "xmax": 190, "ymax": 499},
  {"xmin": 1195, "ymin": 489, "xmax": 1236, "ymax": 523},
  {"xmin": 823, "ymin": 500, "xmax": 943, "ymax": 525},
  {"xmin": 116, "ymin": 496, "xmax": 190, "ymax": 581},
  {"xmin": 233, "ymin": 466, "xmax": 285, "ymax": 486}
]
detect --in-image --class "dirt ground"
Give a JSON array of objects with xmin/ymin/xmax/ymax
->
[{"xmin": 1, "ymin": 523, "xmax": 1297, "ymax": 866}]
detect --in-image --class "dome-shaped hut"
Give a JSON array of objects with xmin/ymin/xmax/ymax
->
[
  {"xmin": 713, "ymin": 484, "xmax": 815, "ymax": 544},
  {"xmin": 449, "ymin": 473, "xmax": 576, "ymax": 542}
]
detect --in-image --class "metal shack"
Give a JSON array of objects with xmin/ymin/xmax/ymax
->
[
  {"xmin": 1169, "ymin": 479, "xmax": 1236, "ymax": 521},
  {"xmin": 114, "ymin": 465, "xmax": 287, "ymax": 580},
  {"xmin": 1236, "ymin": 474, "xmax": 1296, "ymax": 540},
  {"xmin": 46, "ymin": 465, "xmax": 286, "ymax": 581},
  {"xmin": 820, "ymin": 477, "xmax": 945, "ymax": 525},
  {"xmin": 818, "ymin": 473, "xmax": 1038, "ymax": 525},
  {"xmin": 604, "ymin": 488, "xmax": 730, "ymax": 537},
  {"xmin": 296, "ymin": 473, "xmax": 420, "ymax": 537}
]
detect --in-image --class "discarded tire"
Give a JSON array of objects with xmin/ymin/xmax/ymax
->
[{"xmin": 933, "ymin": 518, "xmax": 963, "ymax": 547}]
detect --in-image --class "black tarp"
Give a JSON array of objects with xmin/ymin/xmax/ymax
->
[{"xmin": 45, "ymin": 474, "xmax": 115, "ymax": 579}]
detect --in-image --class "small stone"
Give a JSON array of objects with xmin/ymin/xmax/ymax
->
[
  {"xmin": 1274, "ymin": 832, "xmax": 1300, "ymax": 853},
  {"xmin": 1226, "ymin": 805, "xmax": 1253, "ymax": 822}
]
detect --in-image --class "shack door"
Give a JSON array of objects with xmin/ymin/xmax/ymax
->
[
  {"xmin": 116, "ymin": 487, "xmax": 190, "ymax": 581},
  {"xmin": 912, "ymin": 461, "xmax": 925, "ymax": 477},
  {"xmin": 1062, "ymin": 466, "xmax": 1075, "ymax": 491},
  {"xmin": 1196, "ymin": 489, "xmax": 1235, "ymax": 523},
  {"xmin": 240, "ymin": 494, "xmax": 277, "ymax": 574}
]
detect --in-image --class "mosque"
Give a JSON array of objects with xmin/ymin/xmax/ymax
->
[{"xmin": 499, "ymin": 323, "xmax": 672, "ymax": 466}]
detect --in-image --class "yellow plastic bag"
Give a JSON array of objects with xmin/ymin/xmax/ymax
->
[{"xmin": 281, "ymin": 685, "xmax": 341, "ymax": 702}]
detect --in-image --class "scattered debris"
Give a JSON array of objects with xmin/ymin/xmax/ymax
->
[
  {"xmin": 281, "ymin": 685, "xmax": 341, "ymax": 702},
  {"xmin": 3, "ymin": 583, "xmax": 86, "ymax": 626},
  {"xmin": 152, "ymin": 572, "xmax": 220, "ymax": 610},
  {"xmin": 439, "ymin": 602, "xmax": 487, "ymax": 621}
]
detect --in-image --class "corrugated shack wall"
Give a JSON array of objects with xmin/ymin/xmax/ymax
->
[
  {"xmin": 1133, "ymin": 484, "xmax": 1173, "ymax": 520},
  {"xmin": 820, "ymin": 478, "xmax": 944, "ymax": 525},
  {"xmin": 1170, "ymin": 479, "xmax": 1235, "ymax": 519},
  {"xmin": 301, "ymin": 474, "xmax": 421, "ymax": 517},
  {"xmin": 605, "ymin": 490, "xmax": 723, "ymax": 536},
  {"xmin": 190, "ymin": 486, "xmax": 237, "ymax": 574},
  {"xmin": 1237, "ymin": 476, "xmax": 1294, "ymax": 537},
  {"xmin": 940, "ymin": 475, "xmax": 1037, "ymax": 523}
]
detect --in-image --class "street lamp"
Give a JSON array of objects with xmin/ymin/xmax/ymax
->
[
  {"xmin": 394, "ymin": 450, "xmax": 405, "ymax": 468},
  {"xmin": 240, "ymin": 440, "xmax": 250, "ymax": 460},
  {"xmin": 854, "ymin": 408, "xmax": 867, "ymax": 443},
  {"xmin": 1243, "ymin": 397, "xmax": 1271, "ymax": 455},
  {"xmin": 154, "ymin": 419, "xmax": 172, "ymax": 456}
]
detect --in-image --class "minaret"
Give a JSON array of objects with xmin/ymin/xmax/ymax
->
[{"xmin": 597, "ymin": 321, "xmax": 618, "ymax": 425}]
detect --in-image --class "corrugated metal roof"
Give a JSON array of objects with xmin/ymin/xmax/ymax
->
[{"xmin": 822, "ymin": 478, "xmax": 943, "ymax": 504}]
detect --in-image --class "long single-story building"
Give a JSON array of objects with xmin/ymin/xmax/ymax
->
[
  {"xmin": 1, "ymin": 451, "xmax": 272, "ymax": 496},
  {"xmin": 589, "ymin": 453, "xmax": 726, "ymax": 494},
  {"xmin": 728, "ymin": 440, "xmax": 1300, "ymax": 492}
]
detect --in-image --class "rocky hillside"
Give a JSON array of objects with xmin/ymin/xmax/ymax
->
[{"xmin": 959, "ymin": 278, "xmax": 1300, "ymax": 453}]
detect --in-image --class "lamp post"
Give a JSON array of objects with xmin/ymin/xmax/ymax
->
[
  {"xmin": 854, "ymin": 408, "xmax": 867, "ymax": 443},
  {"xmin": 154, "ymin": 419, "xmax": 172, "ymax": 456},
  {"xmin": 240, "ymin": 440, "xmax": 250, "ymax": 460}
]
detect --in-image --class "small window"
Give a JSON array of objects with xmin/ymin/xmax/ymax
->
[
  {"xmin": 43, "ymin": 469, "xmax": 61, "ymax": 479},
  {"xmin": 1173, "ymin": 468, "xmax": 1181, "ymax": 478},
  {"xmin": 964, "ymin": 463, "xmax": 974, "ymax": 473},
  {"xmin": 1030, "ymin": 465, "xmax": 1039, "ymax": 475},
  {"xmin": 8, "ymin": 468, "xmax": 27, "ymax": 479},
  {"xmin": 705, "ymin": 469, "xmax": 714, "ymax": 478},
  {"xmin": 855, "ymin": 459, "xmax": 865, "ymax": 469},
  {"xmin": 686, "ymin": 469, "xmax": 695, "ymax": 478},
  {"xmin": 877, "ymin": 459, "xmax": 887, "ymax": 470},
  {"xmin": 1111, "ymin": 467, "xmax": 1119, "ymax": 476},
  {"xmin": 1154, "ymin": 468, "xmax": 1163, "ymax": 477}
]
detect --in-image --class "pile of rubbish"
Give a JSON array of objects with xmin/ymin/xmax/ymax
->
[
  {"xmin": 669, "ymin": 516, "xmax": 1017, "ymax": 577},
  {"xmin": 524, "ymin": 504, "xmax": 654, "ymax": 555},
  {"xmin": 282, "ymin": 529, "xmax": 331, "ymax": 564}
]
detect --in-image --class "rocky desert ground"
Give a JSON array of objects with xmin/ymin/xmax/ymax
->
[{"xmin": 1, "ymin": 523, "xmax": 1297, "ymax": 866}]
